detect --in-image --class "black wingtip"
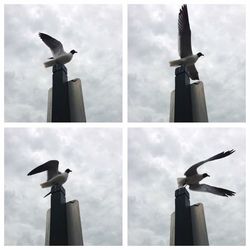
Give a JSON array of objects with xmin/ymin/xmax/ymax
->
[
  {"xmin": 224, "ymin": 149, "xmax": 236, "ymax": 156},
  {"xmin": 27, "ymin": 160, "xmax": 59, "ymax": 176},
  {"xmin": 223, "ymin": 190, "xmax": 236, "ymax": 197}
]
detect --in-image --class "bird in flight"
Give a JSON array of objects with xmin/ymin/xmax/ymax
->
[
  {"xmin": 177, "ymin": 150, "xmax": 236, "ymax": 197},
  {"xmin": 169, "ymin": 5, "xmax": 204, "ymax": 80},
  {"xmin": 27, "ymin": 160, "xmax": 72, "ymax": 189},
  {"xmin": 39, "ymin": 32, "xmax": 77, "ymax": 68}
]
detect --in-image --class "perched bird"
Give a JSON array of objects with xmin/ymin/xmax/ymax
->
[
  {"xmin": 39, "ymin": 32, "xmax": 77, "ymax": 68},
  {"xmin": 169, "ymin": 5, "xmax": 204, "ymax": 80},
  {"xmin": 177, "ymin": 150, "xmax": 236, "ymax": 197},
  {"xmin": 27, "ymin": 160, "xmax": 72, "ymax": 188}
]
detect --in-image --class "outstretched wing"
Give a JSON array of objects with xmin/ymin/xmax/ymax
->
[
  {"xmin": 189, "ymin": 184, "xmax": 236, "ymax": 197},
  {"xmin": 178, "ymin": 5, "xmax": 193, "ymax": 58},
  {"xmin": 184, "ymin": 150, "xmax": 235, "ymax": 177},
  {"xmin": 27, "ymin": 160, "xmax": 59, "ymax": 181},
  {"xmin": 186, "ymin": 64, "xmax": 199, "ymax": 80},
  {"xmin": 39, "ymin": 32, "xmax": 65, "ymax": 58}
]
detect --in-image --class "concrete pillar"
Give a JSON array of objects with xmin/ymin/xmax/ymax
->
[
  {"xmin": 68, "ymin": 79, "xmax": 86, "ymax": 122},
  {"xmin": 66, "ymin": 200, "xmax": 84, "ymax": 245}
]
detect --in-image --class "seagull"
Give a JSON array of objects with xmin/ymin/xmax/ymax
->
[
  {"xmin": 169, "ymin": 5, "xmax": 204, "ymax": 80},
  {"xmin": 39, "ymin": 32, "xmax": 77, "ymax": 68},
  {"xmin": 177, "ymin": 150, "xmax": 236, "ymax": 197},
  {"xmin": 27, "ymin": 160, "xmax": 72, "ymax": 188}
]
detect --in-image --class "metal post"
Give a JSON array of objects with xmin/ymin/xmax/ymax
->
[
  {"xmin": 174, "ymin": 187, "xmax": 194, "ymax": 245},
  {"xmin": 52, "ymin": 64, "xmax": 70, "ymax": 122},
  {"xmin": 49, "ymin": 185, "xmax": 68, "ymax": 245},
  {"xmin": 174, "ymin": 66, "xmax": 192, "ymax": 122}
]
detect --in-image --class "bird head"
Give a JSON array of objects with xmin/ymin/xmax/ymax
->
[
  {"xmin": 70, "ymin": 50, "xmax": 78, "ymax": 54},
  {"xmin": 65, "ymin": 169, "xmax": 72, "ymax": 173},
  {"xmin": 197, "ymin": 52, "xmax": 204, "ymax": 57},
  {"xmin": 202, "ymin": 173, "xmax": 210, "ymax": 178}
]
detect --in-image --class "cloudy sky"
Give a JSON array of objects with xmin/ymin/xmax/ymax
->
[
  {"xmin": 128, "ymin": 5, "xmax": 245, "ymax": 122},
  {"xmin": 4, "ymin": 5, "xmax": 122, "ymax": 122},
  {"xmin": 128, "ymin": 128, "xmax": 245, "ymax": 245},
  {"xmin": 4, "ymin": 128, "xmax": 122, "ymax": 245}
]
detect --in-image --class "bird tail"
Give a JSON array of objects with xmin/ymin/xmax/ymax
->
[
  {"xmin": 40, "ymin": 181, "xmax": 51, "ymax": 188},
  {"xmin": 44, "ymin": 59, "xmax": 56, "ymax": 68},
  {"xmin": 169, "ymin": 59, "xmax": 181, "ymax": 67},
  {"xmin": 177, "ymin": 177, "xmax": 186, "ymax": 188}
]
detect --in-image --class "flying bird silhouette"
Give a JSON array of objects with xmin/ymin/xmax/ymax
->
[
  {"xmin": 39, "ymin": 32, "xmax": 77, "ymax": 68},
  {"xmin": 27, "ymin": 160, "xmax": 72, "ymax": 188},
  {"xmin": 177, "ymin": 150, "xmax": 236, "ymax": 197},
  {"xmin": 169, "ymin": 5, "xmax": 204, "ymax": 80}
]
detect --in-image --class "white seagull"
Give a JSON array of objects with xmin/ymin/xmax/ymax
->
[
  {"xmin": 39, "ymin": 32, "xmax": 77, "ymax": 68},
  {"xmin": 169, "ymin": 5, "xmax": 204, "ymax": 80},
  {"xmin": 27, "ymin": 160, "xmax": 72, "ymax": 188},
  {"xmin": 177, "ymin": 150, "xmax": 236, "ymax": 197}
]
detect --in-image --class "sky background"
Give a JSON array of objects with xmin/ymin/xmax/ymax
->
[
  {"xmin": 4, "ymin": 5, "xmax": 122, "ymax": 122},
  {"xmin": 128, "ymin": 5, "xmax": 245, "ymax": 122},
  {"xmin": 4, "ymin": 128, "xmax": 122, "ymax": 245},
  {"xmin": 128, "ymin": 128, "xmax": 245, "ymax": 245}
]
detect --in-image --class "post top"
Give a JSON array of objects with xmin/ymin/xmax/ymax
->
[
  {"xmin": 52, "ymin": 63, "xmax": 68, "ymax": 74},
  {"xmin": 175, "ymin": 187, "xmax": 190, "ymax": 198},
  {"xmin": 175, "ymin": 66, "xmax": 189, "ymax": 76},
  {"xmin": 51, "ymin": 185, "xmax": 66, "ymax": 195}
]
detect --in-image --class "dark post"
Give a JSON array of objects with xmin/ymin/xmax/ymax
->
[
  {"xmin": 49, "ymin": 185, "xmax": 68, "ymax": 245},
  {"xmin": 175, "ymin": 187, "xmax": 194, "ymax": 245},
  {"xmin": 52, "ymin": 64, "xmax": 70, "ymax": 122},
  {"xmin": 174, "ymin": 66, "xmax": 193, "ymax": 122}
]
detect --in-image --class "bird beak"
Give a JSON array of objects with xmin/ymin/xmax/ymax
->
[{"xmin": 201, "ymin": 53, "xmax": 204, "ymax": 56}]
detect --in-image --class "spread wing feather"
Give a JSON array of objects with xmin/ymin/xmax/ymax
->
[
  {"xmin": 178, "ymin": 5, "xmax": 193, "ymax": 58},
  {"xmin": 189, "ymin": 184, "xmax": 236, "ymax": 197},
  {"xmin": 184, "ymin": 150, "xmax": 235, "ymax": 177},
  {"xmin": 39, "ymin": 33, "xmax": 65, "ymax": 58},
  {"xmin": 27, "ymin": 160, "xmax": 59, "ymax": 181}
]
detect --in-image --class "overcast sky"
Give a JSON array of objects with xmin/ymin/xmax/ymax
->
[
  {"xmin": 4, "ymin": 5, "xmax": 122, "ymax": 122},
  {"xmin": 128, "ymin": 5, "xmax": 245, "ymax": 122},
  {"xmin": 5, "ymin": 128, "xmax": 122, "ymax": 245},
  {"xmin": 128, "ymin": 128, "xmax": 245, "ymax": 245}
]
